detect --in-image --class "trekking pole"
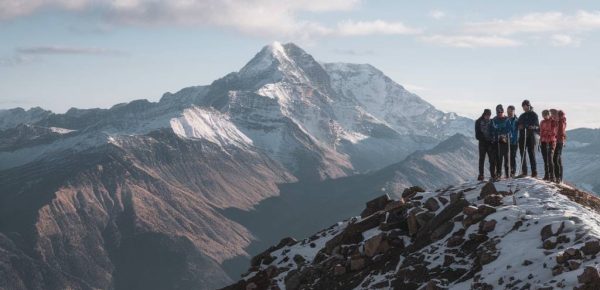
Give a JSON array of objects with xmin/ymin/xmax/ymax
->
[
  {"xmin": 508, "ymin": 134, "xmax": 512, "ymax": 180},
  {"xmin": 520, "ymin": 128, "xmax": 527, "ymax": 175}
]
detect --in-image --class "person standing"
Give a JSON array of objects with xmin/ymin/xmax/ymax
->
[
  {"xmin": 554, "ymin": 110, "xmax": 567, "ymax": 183},
  {"xmin": 517, "ymin": 100, "xmax": 540, "ymax": 178},
  {"xmin": 540, "ymin": 110, "xmax": 557, "ymax": 181},
  {"xmin": 475, "ymin": 109, "xmax": 495, "ymax": 181},
  {"xmin": 507, "ymin": 105, "xmax": 519, "ymax": 178},
  {"xmin": 491, "ymin": 105, "xmax": 511, "ymax": 179}
]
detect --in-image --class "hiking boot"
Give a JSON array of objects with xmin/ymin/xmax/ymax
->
[{"xmin": 477, "ymin": 175, "xmax": 484, "ymax": 181}]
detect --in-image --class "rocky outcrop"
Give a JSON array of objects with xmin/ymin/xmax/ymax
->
[{"xmin": 223, "ymin": 178, "xmax": 600, "ymax": 290}]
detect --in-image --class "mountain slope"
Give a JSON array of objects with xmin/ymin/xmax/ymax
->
[
  {"xmin": 224, "ymin": 178, "xmax": 600, "ymax": 290},
  {"xmin": 0, "ymin": 130, "xmax": 295, "ymax": 290},
  {"xmin": 221, "ymin": 134, "xmax": 478, "ymax": 280}
]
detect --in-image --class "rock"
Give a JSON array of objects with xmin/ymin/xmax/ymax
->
[
  {"xmin": 424, "ymin": 198, "xmax": 440, "ymax": 212},
  {"xmin": 463, "ymin": 205, "xmax": 479, "ymax": 216},
  {"xmin": 484, "ymin": 194, "xmax": 503, "ymax": 206},
  {"xmin": 543, "ymin": 239, "xmax": 557, "ymax": 250},
  {"xmin": 364, "ymin": 233, "xmax": 385, "ymax": 257},
  {"xmin": 246, "ymin": 282, "xmax": 258, "ymax": 290},
  {"xmin": 578, "ymin": 266, "xmax": 600, "ymax": 284},
  {"xmin": 449, "ymin": 191, "xmax": 465, "ymax": 204},
  {"xmin": 556, "ymin": 252, "xmax": 568, "ymax": 264},
  {"xmin": 424, "ymin": 279, "xmax": 444, "ymax": 290},
  {"xmin": 361, "ymin": 194, "xmax": 391, "ymax": 218},
  {"xmin": 438, "ymin": 197, "xmax": 449, "ymax": 205},
  {"xmin": 480, "ymin": 182, "xmax": 498, "ymax": 198},
  {"xmin": 431, "ymin": 221, "xmax": 454, "ymax": 240},
  {"xmin": 416, "ymin": 211, "xmax": 436, "ymax": 227},
  {"xmin": 447, "ymin": 236, "xmax": 465, "ymax": 247},
  {"xmin": 569, "ymin": 260, "xmax": 582, "ymax": 271},
  {"xmin": 276, "ymin": 237, "xmax": 298, "ymax": 248},
  {"xmin": 582, "ymin": 240, "xmax": 600, "ymax": 256},
  {"xmin": 443, "ymin": 255, "xmax": 455, "ymax": 267},
  {"xmin": 408, "ymin": 210, "xmax": 420, "ymax": 236},
  {"xmin": 333, "ymin": 264, "xmax": 346, "ymax": 276},
  {"xmin": 477, "ymin": 204, "xmax": 497, "ymax": 216},
  {"xmin": 479, "ymin": 220, "xmax": 497, "ymax": 233},
  {"xmin": 522, "ymin": 260, "xmax": 533, "ymax": 266},
  {"xmin": 552, "ymin": 265, "xmax": 564, "ymax": 276},
  {"xmin": 566, "ymin": 248, "xmax": 583, "ymax": 259},
  {"xmin": 350, "ymin": 257, "xmax": 366, "ymax": 271},
  {"xmin": 293, "ymin": 254, "xmax": 305, "ymax": 264},
  {"xmin": 540, "ymin": 224, "xmax": 554, "ymax": 241},
  {"xmin": 402, "ymin": 186, "xmax": 425, "ymax": 199},
  {"xmin": 384, "ymin": 200, "xmax": 405, "ymax": 212}
]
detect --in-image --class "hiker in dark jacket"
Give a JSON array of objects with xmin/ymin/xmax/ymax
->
[
  {"xmin": 517, "ymin": 100, "xmax": 540, "ymax": 177},
  {"xmin": 475, "ymin": 109, "xmax": 495, "ymax": 181},
  {"xmin": 491, "ymin": 105, "xmax": 511, "ymax": 179},
  {"xmin": 507, "ymin": 105, "xmax": 519, "ymax": 177}
]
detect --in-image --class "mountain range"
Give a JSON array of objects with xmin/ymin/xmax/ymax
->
[{"xmin": 0, "ymin": 42, "xmax": 596, "ymax": 290}]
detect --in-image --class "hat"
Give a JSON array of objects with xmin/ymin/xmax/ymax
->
[
  {"xmin": 482, "ymin": 109, "xmax": 492, "ymax": 117},
  {"xmin": 496, "ymin": 104, "xmax": 504, "ymax": 114},
  {"xmin": 522, "ymin": 100, "xmax": 531, "ymax": 107}
]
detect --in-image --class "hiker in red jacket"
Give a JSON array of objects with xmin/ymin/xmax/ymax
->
[
  {"xmin": 540, "ymin": 110, "xmax": 558, "ymax": 182},
  {"xmin": 554, "ymin": 110, "xmax": 567, "ymax": 183}
]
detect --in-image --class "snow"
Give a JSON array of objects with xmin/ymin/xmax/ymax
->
[
  {"xmin": 49, "ymin": 127, "xmax": 75, "ymax": 134},
  {"xmin": 169, "ymin": 106, "xmax": 253, "ymax": 147}
]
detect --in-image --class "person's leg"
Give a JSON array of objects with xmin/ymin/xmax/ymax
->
[
  {"xmin": 495, "ymin": 142, "xmax": 502, "ymax": 178},
  {"xmin": 519, "ymin": 136, "xmax": 528, "ymax": 175},
  {"xmin": 528, "ymin": 134, "xmax": 537, "ymax": 177},
  {"xmin": 503, "ymin": 143, "xmax": 510, "ymax": 178},
  {"xmin": 548, "ymin": 144, "xmax": 555, "ymax": 181},
  {"xmin": 510, "ymin": 143, "xmax": 518, "ymax": 176},
  {"xmin": 541, "ymin": 142, "xmax": 549, "ymax": 180},
  {"xmin": 554, "ymin": 142, "xmax": 563, "ymax": 182},
  {"xmin": 487, "ymin": 142, "xmax": 497, "ymax": 179},
  {"xmin": 478, "ymin": 141, "xmax": 486, "ymax": 178}
]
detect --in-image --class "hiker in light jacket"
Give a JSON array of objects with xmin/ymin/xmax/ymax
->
[{"xmin": 507, "ymin": 105, "xmax": 519, "ymax": 178}]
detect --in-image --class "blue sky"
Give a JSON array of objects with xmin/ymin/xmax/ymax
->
[{"xmin": 1, "ymin": 0, "xmax": 599, "ymax": 128}]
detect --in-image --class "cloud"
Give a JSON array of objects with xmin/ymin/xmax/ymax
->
[
  {"xmin": 0, "ymin": 54, "xmax": 34, "ymax": 66},
  {"xmin": 429, "ymin": 10, "xmax": 445, "ymax": 20},
  {"xmin": 421, "ymin": 35, "xmax": 521, "ymax": 48},
  {"xmin": 550, "ymin": 34, "xmax": 581, "ymax": 47},
  {"xmin": 336, "ymin": 20, "xmax": 422, "ymax": 36},
  {"xmin": 332, "ymin": 48, "xmax": 375, "ymax": 55},
  {"xmin": 464, "ymin": 10, "xmax": 600, "ymax": 35},
  {"xmin": 17, "ymin": 45, "xmax": 128, "ymax": 56},
  {"xmin": 0, "ymin": 0, "xmax": 423, "ymax": 40}
]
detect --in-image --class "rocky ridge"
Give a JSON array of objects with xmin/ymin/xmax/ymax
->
[{"xmin": 224, "ymin": 178, "xmax": 600, "ymax": 290}]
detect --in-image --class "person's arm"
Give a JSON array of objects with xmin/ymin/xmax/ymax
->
[{"xmin": 475, "ymin": 119, "xmax": 482, "ymax": 141}]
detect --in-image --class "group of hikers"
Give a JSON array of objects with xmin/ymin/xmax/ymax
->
[{"xmin": 475, "ymin": 100, "xmax": 567, "ymax": 183}]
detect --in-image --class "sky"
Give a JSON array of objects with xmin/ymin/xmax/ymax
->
[{"xmin": 1, "ymin": 0, "xmax": 599, "ymax": 129}]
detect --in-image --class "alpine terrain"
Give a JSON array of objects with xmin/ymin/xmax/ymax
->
[
  {"xmin": 225, "ymin": 178, "xmax": 600, "ymax": 290},
  {"xmin": 0, "ymin": 42, "xmax": 474, "ymax": 290}
]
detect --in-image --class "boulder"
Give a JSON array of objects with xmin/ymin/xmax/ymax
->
[
  {"xmin": 483, "ymin": 194, "xmax": 503, "ymax": 206},
  {"xmin": 463, "ymin": 205, "xmax": 479, "ymax": 216},
  {"xmin": 416, "ymin": 211, "xmax": 436, "ymax": 227},
  {"xmin": 350, "ymin": 257, "xmax": 366, "ymax": 271},
  {"xmin": 361, "ymin": 195, "xmax": 391, "ymax": 218},
  {"xmin": 578, "ymin": 266, "xmax": 600, "ymax": 284},
  {"xmin": 480, "ymin": 182, "xmax": 498, "ymax": 198},
  {"xmin": 479, "ymin": 220, "xmax": 497, "ymax": 233},
  {"xmin": 333, "ymin": 264, "xmax": 346, "ymax": 276},
  {"xmin": 450, "ymin": 191, "xmax": 465, "ymax": 204},
  {"xmin": 477, "ymin": 204, "xmax": 497, "ymax": 216},
  {"xmin": 569, "ymin": 260, "xmax": 582, "ymax": 271},
  {"xmin": 402, "ymin": 186, "xmax": 425, "ymax": 199},
  {"xmin": 364, "ymin": 233, "xmax": 385, "ymax": 257},
  {"xmin": 582, "ymin": 240, "xmax": 600, "ymax": 256},
  {"xmin": 424, "ymin": 197, "xmax": 441, "ymax": 212}
]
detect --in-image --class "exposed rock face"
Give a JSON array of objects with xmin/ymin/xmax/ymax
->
[
  {"xmin": 0, "ymin": 131, "xmax": 295, "ymax": 290},
  {"xmin": 223, "ymin": 179, "xmax": 600, "ymax": 290}
]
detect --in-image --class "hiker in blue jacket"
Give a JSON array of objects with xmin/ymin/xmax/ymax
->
[
  {"xmin": 507, "ymin": 105, "xmax": 519, "ymax": 178},
  {"xmin": 491, "ymin": 105, "xmax": 511, "ymax": 179}
]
